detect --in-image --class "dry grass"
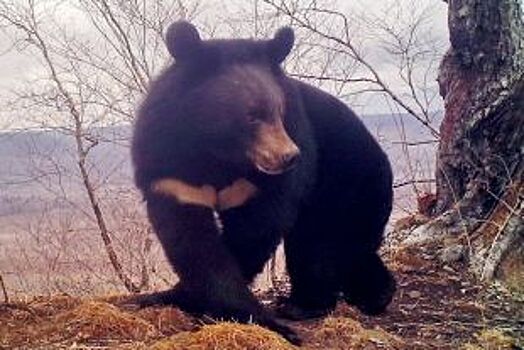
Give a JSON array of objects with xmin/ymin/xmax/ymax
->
[
  {"xmin": 50, "ymin": 301, "xmax": 159, "ymax": 341},
  {"xmin": 136, "ymin": 306, "xmax": 195, "ymax": 335},
  {"xmin": 462, "ymin": 329, "xmax": 517, "ymax": 350},
  {"xmin": 150, "ymin": 322, "xmax": 297, "ymax": 350},
  {"xmin": 30, "ymin": 294, "xmax": 82, "ymax": 314},
  {"xmin": 1, "ymin": 299, "xmax": 159, "ymax": 347},
  {"xmin": 307, "ymin": 316, "xmax": 403, "ymax": 349},
  {"xmin": 385, "ymin": 244, "xmax": 433, "ymax": 272}
]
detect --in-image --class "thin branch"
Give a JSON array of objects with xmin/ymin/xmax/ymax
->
[
  {"xmin": 0, "ymin": 274, "xmax": 9, "ymax": 303},
  {"xmin": 392, "ymin": 140, "xmax": 439, "ymax": 146},
  {"xmin": 261, "ymin": 0, "xmax": 441, "ymax": 138},
  {"xmin": 393, "ymin": 179, "xmax": 436, "ymax": 189},
  {"xmin": 289, "ymin": 73, "xmax": 375, "ymax": 84}
]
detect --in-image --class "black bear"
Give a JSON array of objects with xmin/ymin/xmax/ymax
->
[{"xmin": 131, "ymin": 21, "xmax": 395, "ymax": 344}]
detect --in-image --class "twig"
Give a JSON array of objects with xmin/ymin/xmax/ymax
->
[
  {"xmin": 289, "ymin": 73, "xmax": 375, "ymax": 84},
  {"xmin": 393, "ymin": 179, "xmax": 436, "ymax": 188},
  {"xmin": 0, "ymin": 274, "xmax": 9, "ymax": 303},
  {"xmin": 481, "ymin": 196, "xmax": 522, "ymax": 280},
  {"xmin": 392, "ymin": 140, "xmax": 439, "ymax": 146}
]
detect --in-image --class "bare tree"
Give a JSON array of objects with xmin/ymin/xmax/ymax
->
[
  {"xmin": 408, "ymin": 0, "xmax": 523, "ymax": 286},
  {"xmin": 0, "ymin": 0, "xmax": 197, "ymax": 293}
]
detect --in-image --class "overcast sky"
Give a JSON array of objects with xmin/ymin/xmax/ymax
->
[{"xmin": 0, "ymin": 0, "xmax": 450, "ymax": 128}]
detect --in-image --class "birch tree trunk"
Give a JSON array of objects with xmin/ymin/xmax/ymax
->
[{"xmin": 408, "ymin": 0, "xmax": 523, "ymax": 290}]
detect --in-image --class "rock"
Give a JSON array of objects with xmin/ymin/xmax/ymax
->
[
  {"xmin": 403, "ymin": 221, "xmax": 439, "ymax": 245},
  {"xmin": 407, "ymin": 291, "xmax": 422, "ymax": 299},
  {"xmin": 439, "ymin": 245, "xmax": 465, "ymax": 263}
]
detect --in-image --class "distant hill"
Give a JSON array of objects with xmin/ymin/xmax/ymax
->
[{"xmin": 0, "ymin": 113, "xmax": 441, "ymax": 217}]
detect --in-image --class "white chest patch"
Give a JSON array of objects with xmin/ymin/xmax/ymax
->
[{"xmin": 151, "ymin": 177, "xmax": 259, "ymax": 211}]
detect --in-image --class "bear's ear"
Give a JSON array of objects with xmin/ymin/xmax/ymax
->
[
  {"xmin": 165, "ymin": 21, "xmax": 202, "ymax": 61},
  {"xmin": 268, "ymin": 27, "xmax": 295, "ymax": 64}
]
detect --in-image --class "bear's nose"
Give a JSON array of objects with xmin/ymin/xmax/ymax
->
[{"xmin": 281, "ymin": 150, "xmax": 300, "ymax": 170}]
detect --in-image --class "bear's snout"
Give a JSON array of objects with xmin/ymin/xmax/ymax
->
[
  {"xmin": 254, "ymin": 147, "xmax": 300, "ymax": 175},
  {"xmin": 249, "ymin": 119, "xmax": 300, "ymax": 175},
  {"xmin": 280, "ymin": 147, "xmax": 301, "ymax": 170}
]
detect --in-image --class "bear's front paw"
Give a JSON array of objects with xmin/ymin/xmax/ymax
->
[
  {"xmin": 260, "ymin": 315, "xmax": 302, "ymax": 346},
  {"xmin": 274, "ymin": 297, "xmax": 332, "ymax": 321},
  {"xmin": 119, "ymin": 285, "xmax": 194, "ymax": 310},
  {"xmin": 344, "ymin": 274, "xmax": 396, "ymax": 316}
]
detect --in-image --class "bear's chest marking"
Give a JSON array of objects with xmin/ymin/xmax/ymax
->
[{"xmin": 151, "ymin": 178, "xmax": 258, "ymax": 211}]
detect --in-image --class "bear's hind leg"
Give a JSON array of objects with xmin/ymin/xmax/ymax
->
[
  {"xmin": 340, "ymin": 252, "xmax": 396, "ymax": 315},
  {"xmin": 279, "ymin": 214, "xmax": 339, "ymax": 320}
]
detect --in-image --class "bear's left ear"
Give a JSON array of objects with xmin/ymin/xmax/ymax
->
[
  {"xmin": 268, "ymin": 27, "xmax": 295, "ymax": 64},
  {"xmin": 165, "ymin": 21, "xmax": 202, "ymax": 61}
]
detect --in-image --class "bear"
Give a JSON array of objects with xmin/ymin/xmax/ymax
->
[{"xmin": 130, "ymin": 21, "xmax": 395, "ymax": 344}]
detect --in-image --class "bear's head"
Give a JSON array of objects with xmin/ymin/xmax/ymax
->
[{"xmin": 165, "ymin": 21, "xmax": 300, "ymax": 175}]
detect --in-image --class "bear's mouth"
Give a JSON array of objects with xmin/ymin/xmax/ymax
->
[
  {"xmin": 255, "ymin": 163, "xmax": 287, "ymax": 175},
  {"xmin": 255, "ymin": 161, "xmax": 297, "ymax": 175}
]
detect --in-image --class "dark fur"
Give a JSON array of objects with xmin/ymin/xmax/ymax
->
[{"xmin": 131, "ymin": 22, "xmax": 395, "ymax": 344}]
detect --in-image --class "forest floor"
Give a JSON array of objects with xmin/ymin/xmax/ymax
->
[{"xmin": 1, "ymin": 243, "xmax": 523, "ymax": 349}]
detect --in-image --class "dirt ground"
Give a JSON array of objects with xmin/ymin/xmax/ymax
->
[
  {"xmin": 330, "ymin": 244, "xmax": 524, "ymax": 349},
  {"xmin": 1, "ymin": 244, "xmax": 522, "ymax": 349}
]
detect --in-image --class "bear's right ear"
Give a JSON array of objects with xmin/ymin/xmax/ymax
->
[
  {"xmin": 165, "ymin": 21, "xmax": 202, "ymax": 61},
  {"xmin": 268, "ymin": 27, "xmax": 295, "ymax": 64}
]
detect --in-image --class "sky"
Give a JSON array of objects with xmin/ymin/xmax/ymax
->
[{"xmin": 0, "ymin": 0, "xmax": 450, "ymax": 128}]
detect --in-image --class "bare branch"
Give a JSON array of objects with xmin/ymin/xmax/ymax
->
[{"xmin": 261, "ymin": 0, "xmax": 441, "ymax": 138}]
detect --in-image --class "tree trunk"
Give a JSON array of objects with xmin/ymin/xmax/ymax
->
[{"xmin": 407, "ymin": 0, "xmax": 524, "ymax": 290}]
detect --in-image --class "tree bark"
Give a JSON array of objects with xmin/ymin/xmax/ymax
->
[{"xmin": 408, "ymin": 0, "xmax": 523, "ymax": 289}]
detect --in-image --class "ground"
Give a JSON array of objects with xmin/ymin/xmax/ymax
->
[{"xmin": 1, "ymin": 243, "xmax": 522, "ymax": 349}]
